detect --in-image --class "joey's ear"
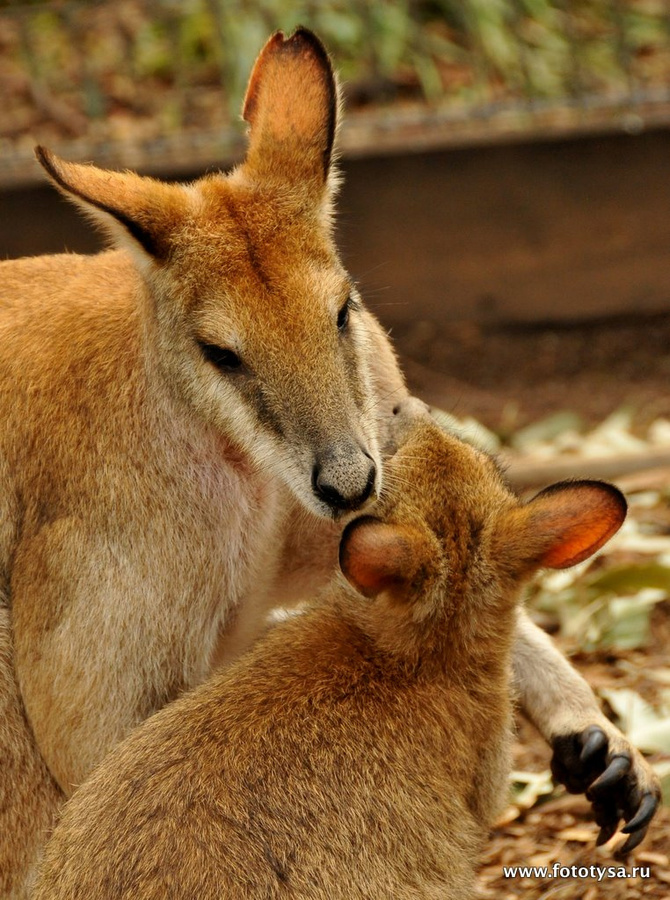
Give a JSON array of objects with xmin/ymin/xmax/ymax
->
[
  {"xmin": 241, "ymin": 29, "xmax": 337, "ymax": 192},
  {"xmin": 515, "ymin": 480, "xmax": 627, "ymax": 571},
  {"xmin": 35, "ymin": 146, "xmax": 189, "ymax": 262},
  {"xmin": 339, "ymin": 517, "xmax": 428, "ymax": 601}
]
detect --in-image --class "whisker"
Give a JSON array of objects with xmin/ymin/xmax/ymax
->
[{"xmin": 379, "ymin": 473, "xmax": 415, "ymax": 492}]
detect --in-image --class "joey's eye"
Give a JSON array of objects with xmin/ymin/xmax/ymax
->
[
  {"xmin": 200, "ymin": 343, "xmax": 243, "ymax": 372},
  {"xmin": 337, "ymin": 297, "xmax": 351, "ymax": 332}
]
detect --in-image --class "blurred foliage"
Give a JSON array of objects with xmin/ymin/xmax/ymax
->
[
  {"xmin": 2, "ymin": 0, "xmax": 670, "ymax": 147},
  {"xmin": 531, "ymin": 564, "xmax": 668, "ymax": 653},
  {"xmin": 502, "ymin": 406, "xmax": 670, "ymax": 655},
  {"xmin": 601, "ymin": 686, "xmax": 670, "ymax": 754}
]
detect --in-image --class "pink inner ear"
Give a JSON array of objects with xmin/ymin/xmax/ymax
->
[
  {"xmin": 340, "ymin": 522, "xmax": 415, "ymax": 599},
  {"xmin": 536, "ymin": 482, "xmax": 627, "ymax": 569}
]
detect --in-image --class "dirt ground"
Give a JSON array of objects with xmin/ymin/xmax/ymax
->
[
  {"xmin": 397, "ymin": 312, "xmax": 670, "ymax": 436},
  {"xmin": 397, "ymin": 316, "xmax": 670, "ymax": 898}
]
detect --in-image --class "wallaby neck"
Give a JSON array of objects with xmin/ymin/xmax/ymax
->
[{"xmin": 339, "ymin": 586, "xmax": 520, "ymax": 687}]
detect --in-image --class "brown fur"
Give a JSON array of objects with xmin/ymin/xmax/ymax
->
[
  {"xmin": 32, "ymin": 402, "xmax": 626, "ymax": 899},
  {"xmin": 0, "ymin": 28, "xmax": 659, "ymax": 897},
  {"xmin": 0, "ymin": 608, "xmax": 62, "ymax": 898}
]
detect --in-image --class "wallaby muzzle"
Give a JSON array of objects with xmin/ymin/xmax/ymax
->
[{"xmin": 311, "ymin": 443, "xmax": 377, "ymax": 513}]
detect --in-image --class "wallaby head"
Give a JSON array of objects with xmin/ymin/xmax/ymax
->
[
  {"xmin": 339, "ymin": 401, "xmax": 627, "ymax": 656},
  {"xmin": 34, "ymin": 29, "xmax": 381, "ymax": 519}
]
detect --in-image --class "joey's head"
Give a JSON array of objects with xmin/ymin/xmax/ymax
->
[
  {"xmin": 340, "ymin": 399, "xmax": 627, "ymax": 645},
  {"xmin": 35, "ymin": 30, "xmax": 382, "ymax": 519}
]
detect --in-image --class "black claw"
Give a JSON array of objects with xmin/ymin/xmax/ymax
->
[
  {"xmin": 551, "ymin": 728, "xmax": 659, "ymax": 853},
  {"xmin": 593, "ymin": 798, "xmax": 620, "ymax": 844},
  {"xmin": 580, "ymin": 726, "xmax": 608, "ymax": 764},
  {"xmin": 587, "ymin": 755, "xmax": 631, "ymax": 797},
  {"xmin": 596, "ymin": 819, "xmax": 620, "ymax": 846},
  {"xmin": 617, "ymin": 826, "xmax": 648, "ymax": 857},
  {"xmin": 622, "ymin": 793, "xmax": 659, "ymax": 835}
]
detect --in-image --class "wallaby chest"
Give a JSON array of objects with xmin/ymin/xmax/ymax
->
[{"xmin": 1, "ymin": 252, "xmax": 287, "ymax": 788}]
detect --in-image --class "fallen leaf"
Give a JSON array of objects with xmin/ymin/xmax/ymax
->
[
  {"xmin": 637, "ymin": 852, "xmax": 670, "ymax": 867},
  {"xmin": 600, "ymin": 687, "xmax": 670, "ymax": 753},
  {"xmin": 588, "ymin": 563, "xmax": 670, "ymax": 595},
  {"xmin": 509, "ymin": 769, "xmax": 555, "ymax": 809},
  {"xmin": 510, "ymin": 411, "xmax": 584, "ymax": 452},
  {"xmin": 494, "ymin": 806, "xmax": 521, "ymax": 827},
  {"xmin": 555, "ymin": 826, "xmax": 599, "ymax": 842}
]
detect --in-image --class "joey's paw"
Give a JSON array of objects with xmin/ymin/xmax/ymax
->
[{"xmin": 551, "ymin": 725, "xmax": 661, "ymax": 855}]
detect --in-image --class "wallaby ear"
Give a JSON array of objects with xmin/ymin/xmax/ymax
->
[
  {"xmin": 517, "ymin": 480, "xmax": 627, "ymax": 571},
  {"xmin": 35, "ymin": 146, "xmax": 189, "ymax": 262},
  {"xmin": 339, "ymin": 517, "xmax": 427, "ymax": 601},
  {"xmin": 241, "ymin": 28, "xmax": 337, "ymax": 192}
]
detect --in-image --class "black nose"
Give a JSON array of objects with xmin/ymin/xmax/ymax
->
[{"xmin": 312, "ymin": 456, "xmax": 376, "ymax": 513}]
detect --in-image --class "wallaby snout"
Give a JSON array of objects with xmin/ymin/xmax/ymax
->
[
  {"xmin": 312, "ymin": 444, "xmax": 377, "ymax": 513},
  {"xmin": 392, "ymin": 396, "xmax": 431, "ymax": 421}
]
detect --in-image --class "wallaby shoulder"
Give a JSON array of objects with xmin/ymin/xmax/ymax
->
[
  {"xmin": 0, "ymin": 249, "xmax": 138, "ymax": 317},
  {"xmin": 0, "ymin": 250, "xmax": 144, "ymax": 405},
  {"xmin": 0, "ymin": 249, "xmax": 159, "ymax": 518}
]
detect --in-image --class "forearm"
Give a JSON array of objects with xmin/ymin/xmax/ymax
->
[{"xmin": 513, "ymin": 607, "xmax": 604, "ymax": 740}]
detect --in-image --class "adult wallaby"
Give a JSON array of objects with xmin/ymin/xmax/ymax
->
[
  {"xmin": 32, "ymin": 399, "xmax": 628, "ymax": 900},
  {"xmin": 0, "ymin": 27, "xmax": 659, "ymax": 898}
]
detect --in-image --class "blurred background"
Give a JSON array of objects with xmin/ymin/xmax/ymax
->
[{"xmin": 2, "ymin": 2, "xmax": 670, "ymax": 895}]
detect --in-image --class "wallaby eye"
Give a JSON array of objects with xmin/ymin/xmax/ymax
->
[
  {"xmin": 200, "ymin": 343, "xmax": 243, "ymax": 373},
  {"xmin": 337, "ymin": 297, "xmax": 351, "ymax": 332}
]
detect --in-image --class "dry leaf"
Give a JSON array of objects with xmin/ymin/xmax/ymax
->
[{"xmin": 555, "ymin": 826, "xmax": 599, "ymax": 842}]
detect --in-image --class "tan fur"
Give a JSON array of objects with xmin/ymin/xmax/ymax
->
[
  {"xmin": 0, "ymin": 28, "xmax": 658, "ymax": 897},
  {"xmin": 0, "ymin": 607, "xmax": 62, "ymax": 899},
  {"xmin": 32, "ymin": 402, "xmax": 626, "ymax": 899}
]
